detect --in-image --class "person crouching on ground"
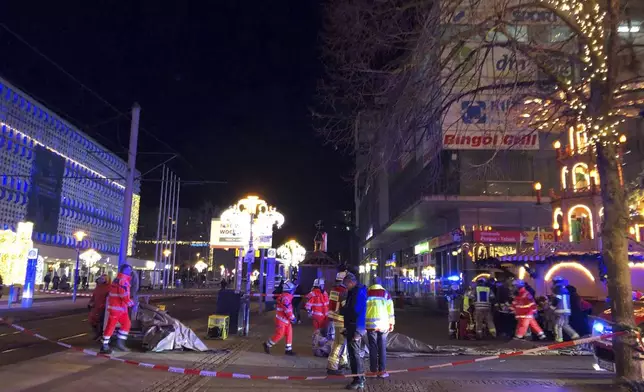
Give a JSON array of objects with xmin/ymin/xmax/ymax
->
[
  {"xmin": 306, "ymin": 278, "xmax": 329, "ymax": 354},
  {"xmin": 88, "ymin": 274, "xmax": 111, "ymax": 340},
  {"xmin": 101, "ymin": 264, "xmax": 135, "ymax": 354},
  {"xmin": 366, "ymin": 277, "xmax": 394, "ymax": 378},
  {"xmin": 341, "ymin": 272, "xmax": 367, "ymax": 390},
  {"xmin": 511, "ymin": 280, "xmax": 545, "ymax": 340},
  {"xmin": 263, "ymin": 282, "xmax": 297, "ymax": 355}
]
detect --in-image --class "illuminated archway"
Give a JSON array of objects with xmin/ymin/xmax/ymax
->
[
  {"xmin": 561, "ymin": 166, "xmax": 569, "ymax": 189},
  {"xmin": 575, "ymin": 124, "xmax": 588, "ymax": 151},
  {"xmin": 471, "ymin": 273, "xmax": 491, "ymax": 282},
  {"xmin": 568, "ymin": 204, "xmax": 594, "ymax": 241},
  {"xmin": 572, "ymin": 163, "xmax": 590, "ymax": 190},
  {"xmin": 544, "ymin": 262, "xmax": 596, "ymax": 282}
]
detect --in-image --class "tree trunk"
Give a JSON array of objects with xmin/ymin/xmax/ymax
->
[{"xmin": 596, "ymin": 142, "xmax": 643, "ymax": 381}]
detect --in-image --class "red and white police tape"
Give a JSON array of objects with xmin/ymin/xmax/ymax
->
[
  {"xmin": 36, "ymin": 289, "xmax": 218, "ymax": 298},
  {"xmin": 0, "ymin": 316, "xmax": 627, "ymax": 380}
]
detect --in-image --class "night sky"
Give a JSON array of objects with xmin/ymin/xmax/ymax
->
[{"xmin": 0, "ymin": 1, "xmax": 353, "ymax": 248}]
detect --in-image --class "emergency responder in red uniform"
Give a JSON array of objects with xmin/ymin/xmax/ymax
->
[
  {"xmin": 511, "ymin": 280, "xmax": 546, "ymax": 340},
  {"xmin": 306, "ymin": 278, "xmax": 329, "ymax": 330},
  {"xmin": 326, "ymin": 271, "xmax": 349, "ymax": 375},
  {"xmin": 263, "ymin": 282, "xmax": 297, "ymax": 355},
  {"xmin": 100, "ymin": 264, "xmax": 135, "ymax": 354},
  {"xmin": 88, "ymin": 274, "xmax": 111, "ymax": 340}
]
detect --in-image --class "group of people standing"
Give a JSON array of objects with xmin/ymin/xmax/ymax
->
[
  {"xmin": 447, "ymin": 275, "xmax": 589, "ymax": 342},
  {"xmin": 263, "ymin": 270, "xmax": 395, "ymax": 390}
]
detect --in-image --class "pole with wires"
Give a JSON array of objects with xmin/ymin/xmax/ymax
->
[
  {"xmin": 171, "ymin": 177, "xmax": 180, "ymax": 288},
  {"xmin": 154, "ymin": 165, "xmax": 167, "ymax": 287},
  {"xmin": 118, "ymin": 103, "xmax": 140, "ymax": 268}
]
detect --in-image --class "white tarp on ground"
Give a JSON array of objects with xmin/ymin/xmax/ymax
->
[
  {"xmin": 137, "ymin": 303, "xmax": 208, "ymax": 352},
  {"xmin": 371, "ymin": 332, "xmax": 591, "ymax": 357}
]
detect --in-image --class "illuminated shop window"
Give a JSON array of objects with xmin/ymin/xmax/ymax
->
[{"xmin": 568, "ymin": 204, "xmax": 594, "ymax": 241}]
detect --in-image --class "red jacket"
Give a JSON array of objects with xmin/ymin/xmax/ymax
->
[
  {"xmin": 512, "ymin": 287, "xmax": 538, "ymax": 318},
  {"xmin": 275, "ymin": 293, "xmax": 295, "ymax": 325},
  {"xmin": 305, "ymin": 288, "xmax": 329, "ymax": 320},
  {"xmin": 107, "ymin": 273, "xmax": 133, "ymax": 313},
  {"xmin": 88, "ymin": 280, "xmax": 111, "ymax": 326}
]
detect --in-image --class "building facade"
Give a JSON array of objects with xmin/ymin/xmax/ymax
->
[{"xmin": 0, "ymin": 77, "xmax": 147, "ymax": 285}]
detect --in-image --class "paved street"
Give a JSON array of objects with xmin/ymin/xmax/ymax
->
[{"xmin": 0, "ymin": 297, "xmax": 628, "ymax": 392}]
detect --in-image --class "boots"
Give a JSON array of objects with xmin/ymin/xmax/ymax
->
[
  {"xmin": 263, "ymin": 342, "xmax": 271, "ymax": 354},
  {"xmin": 115, "ymin": 339, "xmax": 130, "ymax": 352},
  {"xmin": 100, "ymin": 343, "xmax": 112, "ymax": 354}
]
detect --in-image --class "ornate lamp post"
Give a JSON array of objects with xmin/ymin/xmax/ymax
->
[
  {"xmin": 220, "ymin": 195, "xmax": 284, "ymax": 336},
  {"xmin": 277, "ymin": 240, "xmax": 306, "ymax": 280},
  {"xmin": 72, "ymin": 231, "xmax": 87, "ymax": 302}
]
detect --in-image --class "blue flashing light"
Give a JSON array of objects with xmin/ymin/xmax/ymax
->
[
  {"xmin": 592, "ymin": 321, "xmax": 605, "ymax": 334},
  {"xmin": 447, "ymin": 275, "xmax": 461, "ymax": 282}
]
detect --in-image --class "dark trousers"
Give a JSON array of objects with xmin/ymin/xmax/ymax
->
[
  {"xmin": 367, "ymin": 330, "xmax": 387, "ymax": 372},
  {"xmin": 346, "ymin": 328, "xmax": 365, "ymax": 383}
]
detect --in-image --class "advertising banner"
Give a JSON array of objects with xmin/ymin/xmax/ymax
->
[
  {"xmin": 443, "ymin": 130, "xmax": 539, "ymax": 150},
  {"xmin": 473, "ymin": 230, "xmax": 523, "ymax": 243},
  {"xmin": 210, "ymin": 219, "xmax": 273, "ymax": 249},
  {"xmin": 25, "ymin": 145, "xmax": 65, "ymax": 234}
]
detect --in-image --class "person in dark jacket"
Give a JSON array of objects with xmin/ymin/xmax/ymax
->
[{"xmin": 341, "ymin": 272, "xmax": 367, "ymax": 390}]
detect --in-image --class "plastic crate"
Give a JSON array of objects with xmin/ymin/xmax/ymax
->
[{"xmin": 207, "ymin": 314, "xmax": 229, "ymax": 340}]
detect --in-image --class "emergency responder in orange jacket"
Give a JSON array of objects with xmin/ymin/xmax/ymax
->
[
  {"xmin": 512, "ymin": 280, "xmax": 546, "ymax": 340},
  {"xmin": 306, "ymin": 278, "xmax": 329, "ymax": 330},
  {"xmin": 263, "ymin": 282, "xmax": 297, "ymax": 355},
  {"xmin": 326, "ymin": 271, "xmax": 349, "ymax": 375},
  {"xmin": 88, "ymin": 274, "xmax": 111, "ymax": 340},
  {"xmin": 100, "ymin": 264, "xmax": 135, "ymax": 354}
]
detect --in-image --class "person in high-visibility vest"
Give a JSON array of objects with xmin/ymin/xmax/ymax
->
[
  {"xmin": 445, "ymin": 282, "xmax": 462, "ymax": 339},
  {"xmin": 551, "ymin": 276, "xmax": 579, "ymax": 342},
  {"xmin": 512, "ymin": 279, "xmax": 546, "ymax": 340},
  {"xmin": 365, "ymin": 277, "xmax": 394, "ymax": 377},
  {"xmin": 469, "ymin": 278, "xmax": 497, "ymax": 338},
  {"xmin": 326, "ymin": 271, "xmax": 349, "ymax": 375},
  {"xmin": 263, "ymin": 282, "xmax": 297, "ymax": 355},
  {"xmin": 101, "ymin": 264, "xmax": 134, "ymax": 354},
  {"xmin": 306, "ymin": 278, "xmax": 329, "ymax": 355}
]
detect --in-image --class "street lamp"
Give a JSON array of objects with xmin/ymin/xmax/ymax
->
[
  {"xmin": 534, "ymin": 182, "xmax": 542, "ymax": 205},
  {"xmin": 72, "ymin": 231, "xmax": 87, "ymax": 302},
  {"xmin": 277, "ymin": 240, "xmax": 306, "ymax": 280}
]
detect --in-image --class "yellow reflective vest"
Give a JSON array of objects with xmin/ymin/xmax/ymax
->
[{"xmin": 365, "ymin": 284, "xmax": 395, "ymax": 331}]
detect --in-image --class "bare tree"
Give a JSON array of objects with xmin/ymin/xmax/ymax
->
[{"xmin": 318, "ymin": 0, "xmax": 644, "ymax": 380}]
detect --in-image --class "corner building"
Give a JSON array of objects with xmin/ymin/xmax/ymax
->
[{"xmin": 0, "ymin": 77, "xmax": 146, "ymax": 285}]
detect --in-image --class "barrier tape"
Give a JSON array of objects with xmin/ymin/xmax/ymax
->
[
  {"xmin": 0, "ymin": 316, "xmax": 628, "ymax": 380},
  {"xmin": 36, "ymin": 289, "xmax": 217, "ymax": 298}
]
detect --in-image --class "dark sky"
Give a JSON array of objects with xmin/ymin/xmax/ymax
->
[{"xmin": 0, "ymin": 1, "xmax": 353, "ymax": 247}]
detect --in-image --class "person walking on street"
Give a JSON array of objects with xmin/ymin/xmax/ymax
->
[
  {"xmin": 366, "ymin": 277, "xmax": 394, "ymax": 378},
  {"xmin": 101, "ymin": 264, "xmax": 135, "ymax": 354},
  {"xmin": 471, "ymin": 278, "xmax": 497, "ymax": 338},
  {"xmin": 263, "ymin": 282, "xmax": 297, "ymax": 355},
  {"xmin": 512, "ymin": 280, "xmax": 546, "ymax": 340},
  {"xmin": 341, "ymin": 272, "xmax": 367, "ymax": 390},
  {"xmin": 551, "ymin": 277, "xmax": 579, "ymax": 342},
  {"xmin": 326, "ymin": 271, "xmax": 349, "ymax": 375}
]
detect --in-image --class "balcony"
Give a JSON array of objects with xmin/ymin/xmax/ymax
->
[
  {"xmin": 549, "ymin": 184, "xmax": 600, "ymax": 201},
  {"xmin": 462, "ymin": 180, "xmax": 538, "ymax": 197}
]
